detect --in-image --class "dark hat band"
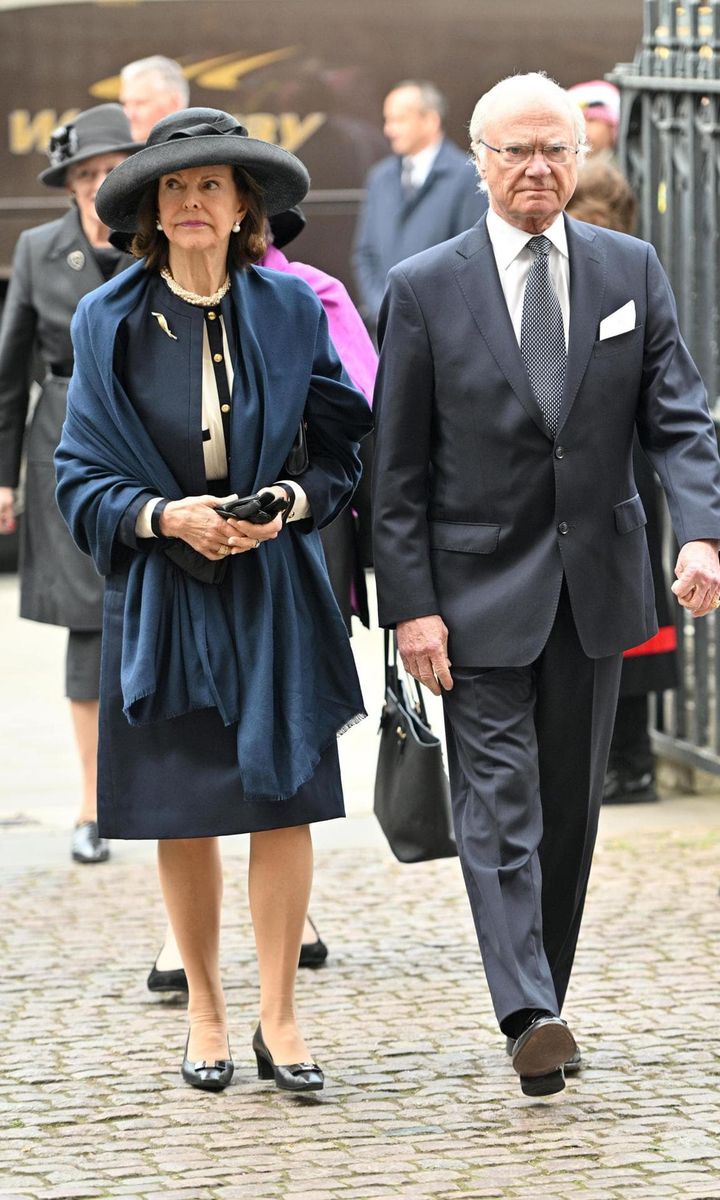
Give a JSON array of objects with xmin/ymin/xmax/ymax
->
[{"xmin": 164, "ymin": 119, "xmax": 249, "ymax": 143}]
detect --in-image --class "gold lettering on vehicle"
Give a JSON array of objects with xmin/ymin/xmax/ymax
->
[
  {"xmin": 89, "ymin": 48, "xmax": 299, "ymax": 100},
  {"xmin": 9, "ymin": 109, "xmax": 78, "ymax": 155},
  {"xmin": 276, "ymin": 113, "xmax": 325, "ymax": 153},
  {"xmin": 8, "ymin": 49, "xmax": 327, "ymax": 157},
  {"xmin": 9, "ymin": 108, "xmax": 326, "ymax": 157}
]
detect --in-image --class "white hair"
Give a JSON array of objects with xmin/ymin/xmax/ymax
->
[
  {"xmin": 468, "ymin": 71, "xmax": 588, "ymax": 188},
  {"xmin": 120, "ymin": 55, "xmax": 190, "ymax": 106}
]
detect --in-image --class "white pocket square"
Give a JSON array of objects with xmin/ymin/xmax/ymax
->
[{"xmin": 599, "ymin": 300, "xmax": 636, "ymax": 341}]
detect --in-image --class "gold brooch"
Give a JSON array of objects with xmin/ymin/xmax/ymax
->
[{"xmin": 151, "ymin": 311, "xmax": 178, "ymax": 341}]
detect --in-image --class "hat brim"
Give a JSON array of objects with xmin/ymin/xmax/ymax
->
[
  {"xmin": 95, "ymin": 136, "xmax": 310, "ymax": 232},
  {"xmin": 269, "ymin": 206, "xmax": 307, "ymax": 250},
  {"xmin": 39, "ymin": 141, "xmax": 143, "ymax": 188}
]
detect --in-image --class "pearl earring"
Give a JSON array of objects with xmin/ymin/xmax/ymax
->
[
  {"xmin": 232, "ymin": 220, "xmax": 242, "ymax": 233},
  {"xmin": 156, "ymin": 219, "xmax": 163, "ymax": 232}
]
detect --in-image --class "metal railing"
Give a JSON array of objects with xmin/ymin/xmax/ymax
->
[{"xmin": 610, "ymin": 0, "xmax": 720, "ymax": 775}]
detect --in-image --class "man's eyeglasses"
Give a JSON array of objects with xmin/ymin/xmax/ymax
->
[{"xmin": 477, "ymin": 139, "xmax": 580, "ymax": 167}]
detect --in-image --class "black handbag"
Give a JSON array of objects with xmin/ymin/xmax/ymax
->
[
  {"xmin": 283, "ymin": 418, "xmax": 309, "ymax": 477},
  {"xmin": 373, "ymin": 631, "xmax": 457, "ymax": 863}
]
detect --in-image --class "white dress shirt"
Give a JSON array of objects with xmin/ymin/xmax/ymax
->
[
  {"xmin": 136, "ymin": 313, "xmax": 310, "ymax": 537},
  {"xmin": 485, "ymin": 208, "xmax": 570, "ymax": 350}
]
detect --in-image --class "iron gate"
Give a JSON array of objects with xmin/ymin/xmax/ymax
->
[{"xmin": 610, "ymin": 0, "xmax": 720, "ymax": 774}]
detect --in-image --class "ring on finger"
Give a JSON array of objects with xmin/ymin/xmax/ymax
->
[{"xmin": 217, "ymin": 544, "xmax": 229, "ymax": 557}]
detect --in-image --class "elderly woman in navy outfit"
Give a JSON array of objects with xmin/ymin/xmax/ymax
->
[{"xmin": 55, "ymin": 108, "xmax": 371, "ymax": 1094}]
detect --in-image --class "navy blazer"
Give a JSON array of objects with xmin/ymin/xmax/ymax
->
[
  {"xmin": 372, "ymin": 213, "xmax": 720, "ymax": 665},
  {"xmin": 352, "ymin": 138, "xmax": 487, "ymax": 324}
]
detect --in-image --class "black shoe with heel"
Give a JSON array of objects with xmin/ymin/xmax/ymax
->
[
  {"xmin": 181, "ymin": 1031, "xmax": 234, "ymax": 1092},
  {"xmin": 148, "ymin": 917, "xmax": 326, "ymax": 994},
  {"xmin": 298, "ymin": 917, "xmax": 328, "ymax": 969},
  {"xmin": 147, "ymin": 961, "xmax": 189, "ymax": 994},
  {"xmin": 252, "ymin": 1023, "xmax": 324, "ymax": 1092},
  {"xmin": 71, "ymin": 821, "xmax": 110, "ymax": 864}
]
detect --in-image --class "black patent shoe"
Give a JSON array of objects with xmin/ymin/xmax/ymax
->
[
  {"xmin": 147, "ymin": 960, "xmax": 188, "ymax": 994},
  {"xmin": 299, "ymin": 917, "xmax": 328, "ymax": 969},
  {"xmin": 252, "ymin": 1023, "xmax": 324, "ymax": 1092},
  {"xmin": 181, "ymin": 1032, "xmax": 234, "ymax": 1092},
  {"xmin": 71, "ymin": 820, "xmax": 110, "ymax": 864}
]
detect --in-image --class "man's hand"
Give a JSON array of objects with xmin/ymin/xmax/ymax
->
[
  {"xmin": 671, "ymin": 539, "xmax": 720, "ymax": 617},
  {"xmin": 396, "ymin": 614, "xmax": 453, "ymax": 696}
]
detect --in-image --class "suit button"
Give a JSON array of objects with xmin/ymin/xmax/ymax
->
[
  {"xmin": 213, "ymin": 353, "xmax": 223, "ymax": 363},
  {"xmin": 207, "ymin": 312, "xmax": 217, "ymax": 320},
  {"xmin": 558, "ymin": 521, "xmax": 569, "ymax": 535},
  {"xmin": 555, "ymin": 445, "xmax": 565, "ymax": 459},
  {"xmin": 221, "ymin": 404, "xmax": 231, "ymax": 413}
]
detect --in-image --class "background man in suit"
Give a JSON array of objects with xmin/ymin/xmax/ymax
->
[
  {"xmin": 119, "ymin": 55, "xmax": 189, "ymax": 143},
  {"xmin": 352, "ymin": 80, "xmax": 486, "ymax": 329},
  {"xmin": 372, "ymin": 72, "xmax": 720, "ymax": 1097}
]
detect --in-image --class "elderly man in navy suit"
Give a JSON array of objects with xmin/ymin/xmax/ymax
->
[
  {"xmin": 353, "ymin": 80, "xmax": 486, "ymax": 328},
  {"xmin": 372, "ymin": 72, "xmax": 720, "ymax": 1097}
]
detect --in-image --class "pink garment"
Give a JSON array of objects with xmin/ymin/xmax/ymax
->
[{"xmin": 261, "ymin": 245, "xmax": 377, "ymax": 404}]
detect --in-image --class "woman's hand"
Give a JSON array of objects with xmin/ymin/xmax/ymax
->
[
  {"xmin": 0, "ymin": 487, "xmax": 16, "ymax": 535},
  {"xmin": 159, "ymin": 491, "xmax": 284, "ymax": 561}
]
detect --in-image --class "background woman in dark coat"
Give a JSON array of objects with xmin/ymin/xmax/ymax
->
[
  {"xmin": 0, "ymin": 105, "xmax": 139, "ymax": 862},
  {"xmin": 567, "ymin": 155, "xmax": 678, "ymax": 804},
  {"xmin": 55, "ymin": 108, "xmax": 371, "ymax": 1093}
]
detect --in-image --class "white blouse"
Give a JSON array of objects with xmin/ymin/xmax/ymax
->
[{"xmin": 136, "ymin": 312, "xmax": 310, "ymax": 537}]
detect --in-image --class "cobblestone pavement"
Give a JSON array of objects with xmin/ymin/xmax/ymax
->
[
  {"xmin": 2, "ymin": 823, "xmax": 720, "ymax": 1200},
  {"xmin": 2, "ymin": 579, "xmax": 720, "ymax": 1199}
]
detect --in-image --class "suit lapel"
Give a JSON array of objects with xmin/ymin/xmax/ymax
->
[
  {"xmin": 557, "ymin": 214, "xmax": 606, "ymax": 432},
  {"xmin": 45, "ymin": 208, "xmax": 105, "ymax": 308},
  {"xmin": 452, "ymin": 218, "xmax": 548, "ymax": 436}
]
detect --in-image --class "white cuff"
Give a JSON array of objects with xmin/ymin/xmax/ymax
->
[{"xmin": 135, "ymin": 496, "xmax": 163, "ymax": 539}]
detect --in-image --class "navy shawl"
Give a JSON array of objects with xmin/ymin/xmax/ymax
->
[{"xmin": 55, "ymin": 260, "xmax": 371, "ymax": 801}]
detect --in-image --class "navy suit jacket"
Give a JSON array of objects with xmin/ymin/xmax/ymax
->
[
  {"xmin": 352, "ymin": 138, "xmax": 487, "ymax": 324},
  {"xmin": 372, "ymin": 213, "xmax": 720, "ymax": 665}
]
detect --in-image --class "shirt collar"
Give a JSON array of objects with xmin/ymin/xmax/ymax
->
[
  {"xmin": 486, "ymin": 207, "xmax": 568, "ymax": 271},
  {"xmin": 403, "ymin": 138, "xmax": 442, "ymax": 178}
]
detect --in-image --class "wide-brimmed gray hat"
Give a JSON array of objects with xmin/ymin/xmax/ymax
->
[
  {"xmin": 95, "ymin": 107, "xmax": 310, "ymax": 232},
  {"xmin": 39, "ymin": 104, "xmax": 142, "ymax": 188}
]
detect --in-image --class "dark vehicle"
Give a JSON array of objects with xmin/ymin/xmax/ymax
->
[{"xmin": 0, "ymin": 0, "xmax": 642, "ymax": 294}]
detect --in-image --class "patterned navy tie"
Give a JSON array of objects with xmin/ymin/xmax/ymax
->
[{"xmin": 520, "ymin": 235, "xmax": 566, "ymax": 436}]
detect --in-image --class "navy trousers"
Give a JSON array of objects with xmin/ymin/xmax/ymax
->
[{"xmin": 442, "ymin": 583, "xmax": 623, "ymax": 1029}]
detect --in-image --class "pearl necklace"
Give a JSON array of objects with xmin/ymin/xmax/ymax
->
[{"xmin": 160, "ymin": 267, "xmax": 231, "ymax": 307}]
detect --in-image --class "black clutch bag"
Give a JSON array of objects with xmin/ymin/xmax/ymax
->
[
  {"xmin": 373, "ymin": 631, "xmax": 457, "ymax": 863},
  {"xmin": 163, "ymin": 539, "xmax": 228, "ymax": 585}
]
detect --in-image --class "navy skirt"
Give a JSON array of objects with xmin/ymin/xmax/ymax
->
[{"xmin": 97, "ymin": 579, "xmax": 345, "ymax": 841}]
